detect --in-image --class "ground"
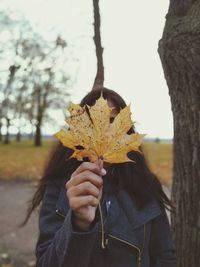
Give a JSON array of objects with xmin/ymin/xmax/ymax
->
[{"xmin": 0, "ymin": 180, "xmax": 38, "ymax": 267}]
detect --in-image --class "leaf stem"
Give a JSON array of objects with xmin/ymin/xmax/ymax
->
[{"xmin": 98, "ymin": 202, "xmax": 106, "ymax": 249}]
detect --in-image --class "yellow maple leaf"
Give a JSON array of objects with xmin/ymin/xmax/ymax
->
[{"xmin": 55, "ymin": 95, "xmax": 145, "ymax": 163}]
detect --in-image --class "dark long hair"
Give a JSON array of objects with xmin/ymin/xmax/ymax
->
[{"xmin": 21, "ymin": 87, "xmax": 173, "ymax": 226}]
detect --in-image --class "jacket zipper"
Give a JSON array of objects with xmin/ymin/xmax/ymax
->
[
  {"xmin": 56, "ymin": 209, "xmax": 65, "ymax": 218},
  {"xmin": 108, "ymin": 234, "xmax": 142, "ymax": 267}
]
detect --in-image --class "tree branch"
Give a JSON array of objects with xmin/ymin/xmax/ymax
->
[{"xmin": 92, "ymin": 0, "xmax": 104, "ymax": 89}]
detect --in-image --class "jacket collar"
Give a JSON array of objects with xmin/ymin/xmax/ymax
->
[{"xmin": 102, "ymin": 189, "xmax": 162, "ymax": 249}]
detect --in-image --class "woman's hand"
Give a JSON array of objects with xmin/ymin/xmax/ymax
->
[{"xmin": 65, "ymin": 160, "xmax": 106, "ymax": 231}]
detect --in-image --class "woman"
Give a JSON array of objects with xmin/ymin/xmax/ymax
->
[{"xmin": 23, "ymin": 87, "xmax": 176, "ymax": 267}]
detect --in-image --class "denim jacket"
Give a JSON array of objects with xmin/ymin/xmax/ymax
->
[{"xmin": 35, "ymin": 176, "xmax": 176, "ymax": 267}]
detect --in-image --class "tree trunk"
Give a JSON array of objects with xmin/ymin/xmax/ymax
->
[
  {"xmin": 34, "ymin": 87, "xmax": 43, "ymax": 147},
  {"xmin": 4, "ymin": 118, "xmax": 10, "ymax": 144},
  {"xmin": 16, "ymin": 129, "xmax": 21, "ymax": 142},
  {"xmin": 0, "ymin": 121, "xmax": 2, "ymax": 142},
  {"xmin": 158, "ymin": 1, "xmax": 200, "ymax": 266},
  {"xmin": 34, "ymin": 121, "xmax": 42, "ymax": 146},
  {"xmin": 92, "ymin": 0, "xmax": 104, "ymax": 89}
]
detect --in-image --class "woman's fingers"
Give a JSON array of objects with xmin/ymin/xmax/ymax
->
[
  {"xmin": 95, "ymin": 159, "xmax": 103, "ymax": 170},
  {"xmin": 67, "ymin": 181, "xmax": 100, "ymax": 198},
  {"xmin": 71, "ymin": 161, "xmax": 106, "ymax": 177},
  {"xmin": 66, "ymin": 170, "xmax": 103, "ymax": 189},
  {"xmin": 65, "ymin": 161, "xmax": 106, "ymax": 228},
  {"xmin": 69, "ymin": 195, "xmax": 99, "ymax": 210}
]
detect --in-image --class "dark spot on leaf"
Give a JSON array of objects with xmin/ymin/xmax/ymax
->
[
  {"xmin": 75, "ymin": 145, "xmax": 84, "ymax": 150},
  {"xmin": 83, "ymin": 156, "xmax": 90, "ymax": 162}
]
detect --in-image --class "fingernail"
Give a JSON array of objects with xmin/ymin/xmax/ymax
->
[{"xmin": 101, "ymin": 168, "xmax": 106, "ymax": 175}]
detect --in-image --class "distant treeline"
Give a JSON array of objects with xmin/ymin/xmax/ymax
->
[{"xmin": 0, "ymin": 134, "xmax": 173, "ymax": 144}]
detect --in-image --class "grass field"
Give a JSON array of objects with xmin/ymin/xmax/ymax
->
[
  {"xmin": 0, "ymin": 140, "xmax": 55, "ymax": 181},
  {"xmin": 0, "ymin": 140, "xmax": 173, "ymax": 185},
  {"xmin": 142, "ymin": 142, "xmax": 173, "ymax": 186}
]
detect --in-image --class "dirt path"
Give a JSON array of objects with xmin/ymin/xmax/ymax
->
[{"xmin": 0, "ymin": 180, "xmax": 38, "ymax": 267}]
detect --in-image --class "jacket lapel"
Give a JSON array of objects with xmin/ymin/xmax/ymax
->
[{"xmin": 104, "ymin": 190, "xmax": 162, "ymax": 249}]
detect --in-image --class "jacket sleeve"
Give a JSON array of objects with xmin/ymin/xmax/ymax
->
[
  {"xmin": 149, "ymin": 209, "xmax": 177, "ymax": 267},
  {"xmin": 35, "ymin": 179, "xmax": 99, "ymax": 267}
]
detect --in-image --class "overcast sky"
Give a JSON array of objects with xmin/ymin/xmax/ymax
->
[{"xmin": 1, "ymin": 0, "xmax": 172, "ymax": 139}]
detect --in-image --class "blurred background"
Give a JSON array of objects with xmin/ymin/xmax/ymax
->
[{"xmin": 0, "ymin": 1, "xmax": 172, "ymax": 266}]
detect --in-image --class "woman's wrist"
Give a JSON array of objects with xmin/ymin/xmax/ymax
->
[
  {"xmin": 72, "ymin": 210, "xmax": 100, "ymax": 232},
  {"xmin": 72, "ymin": 214, "xmax": 92, "ymax": 232}
]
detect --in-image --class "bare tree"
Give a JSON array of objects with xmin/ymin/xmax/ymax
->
[
  {"xmin": 31, "ymin": 65, "xmax": 69, "ymax": 146},
  {"xmin": 0, "ymin": 10, "xmax": 72, "ymax": 146},
  {"xmin": 1, "ymin": 65, "xmax": 20, "ymax": 144},
  {"xmin": 13, "ymin": 81, "xmax": 29, "ymax": 142},
  {"xmin": 92, "ymin": 0, "xmax": 104, "ymax": 88},
  {"xmin": 158, "ymin": 1, "xmax": 200, "ymax": 266}
]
